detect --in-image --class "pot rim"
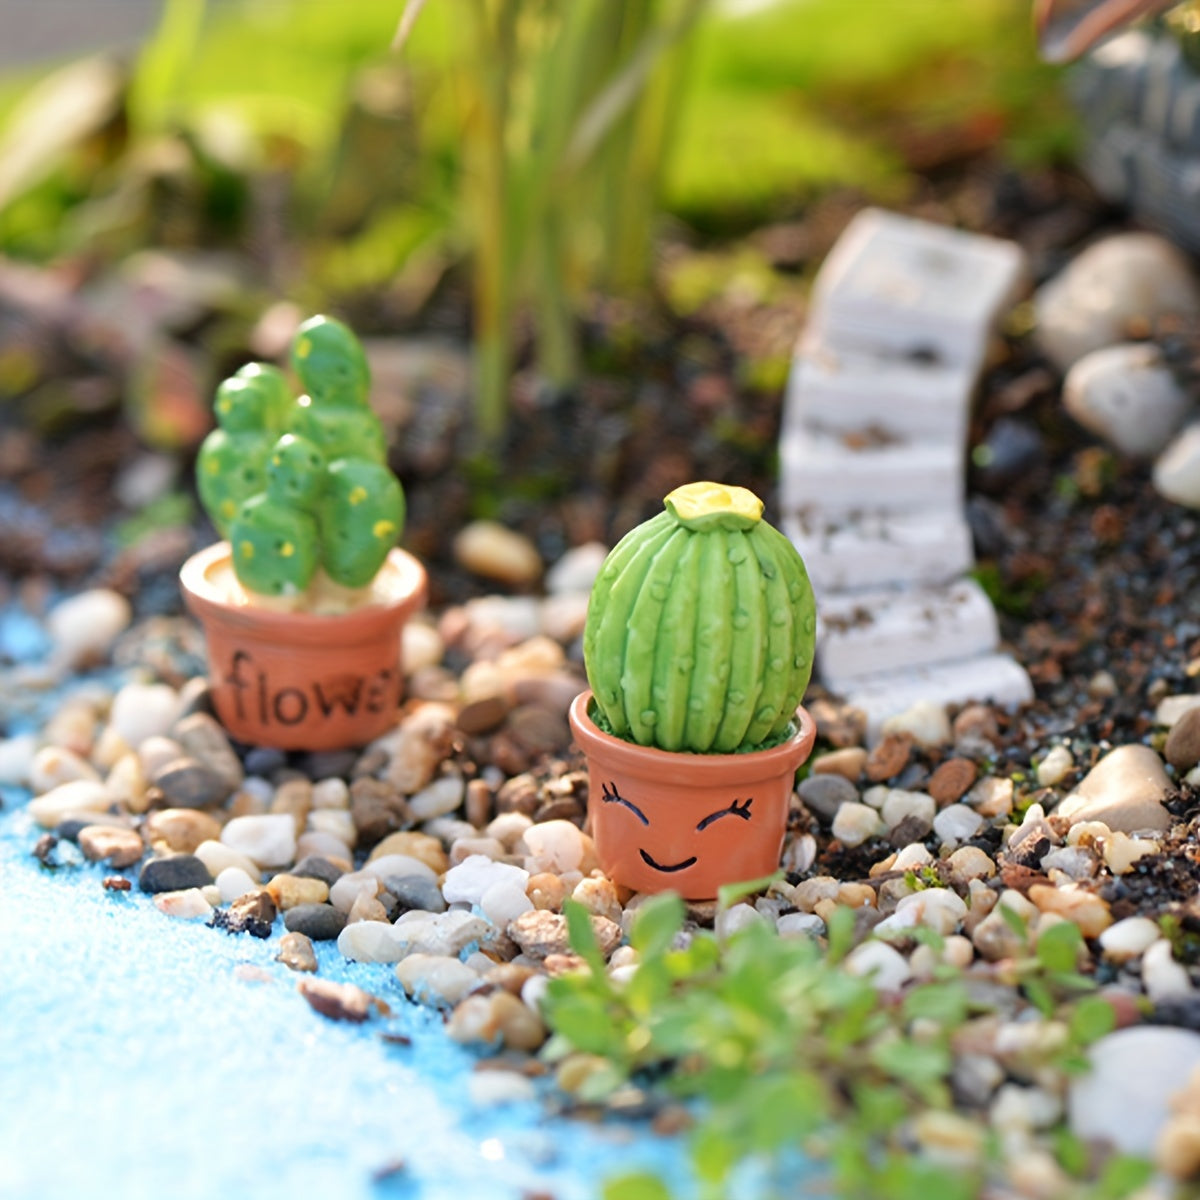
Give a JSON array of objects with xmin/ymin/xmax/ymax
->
[
  {"xmin": 568, "ymin": 689, "xmax": 816, "ymax": 784},
  {"xmin": 180, "ymin": 541, "xmax": 427, "ymax": 636}
]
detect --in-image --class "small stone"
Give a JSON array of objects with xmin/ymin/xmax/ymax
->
[
  {"xmin": 390, "ymin": 875, "xmax": 451, "ymax": 916},
  {"xmin": 143, "ymin": 808, "xmax": 222, "ymax": 854},
  {"xmin": 338, "ymin": 920, "xmax": 404, "ymax": 963},
  {"xmin": 1099, "ymin": 916, "xmax": 1161, "ymax": 962},
  {"xmin": 0, "ymin": 733, "xmax": 37, "ymax": 787},
  {"xmin": 457, "ymin": 695, "xmax": 512, "ymax": 736},
  {"xmin": 778, "ymin": 912, "xmax": 826, "ymax": 939},
  {"xmin": 508, "ymin": 909, "xmax": 620, "ymax": 961},
  {"xmin": 865, "ymin": 732, "xmax": 913, "ymax": 782},
  {"xmin": 154, "ymin": 888, "xmax": 212, "ymax": 919},
  {"xmin": 307, "ymin": 809, "xmax": 356, "ymax": 849},
  {"xmin": 393, "ymin": 909, "xmax": 490, "ymax": 957},
  {"xmin": 102, "ymin": 875, "xmax": 132, "ymax": 892},
  {"xmin": 465, "ymin": 778, "xmax": 493, "ymax": 828},
  {"xmin": 380, "ymin": 702, "xmax": 457, "ymax": 793},
  {"xmin": 507, "ymin": 705, "xmax": 569, "ymax": 757},
  {"xmin": 927, "ymin": 758, "xmax": 977, "ymax": 806},
  {"xmin": 297, "ymin": 977, "xmax": 381, "ymax": 1022},
  {"xmin": 831, "ymin": 802, "xmax": 883, "ymax": 848},
  {"xmin": 1158, "ymin": 1113, "xmax": 1200, "ymax": 1180},
  {"xmin": 570, "ymin": 875, "xmax": 622, "ymax": 925},
  {"xmin": 1154, "ymin": 423, "xmax": 1200, "ymax": 509},
  {"xmin": 215, "ymin": 866, "xmax": 261, "ymax": 903},
  {"xmin": 1035, "ymin": 744, "xmax": 1075, "ymax": 788},
  {"xmin": 291, "ymin": 854, "xmax": 346, "ymax": 888},
  {"xmin": 1103, "ymin": 832, "xmax": 1159, "ymax": 875},
  {"xmin": 968, "ymin": 776, "xmax": 1014, "ymax": 819},
  {"xmin": 522, "ymin": 819, "xmax": 588, "ymax": 874},
  {"xmin": 28, "ymin": 780, "xmax": 114, "ymax": 829},
  {"xmin": 368, "ymin": 831, "xmax": 447, "ymax": 874},
  {"xmin": 109, "ymin": 682, "xmax": 181, "ymax": 749},
  {"xmin": 807, "ymin": 697, "xmax": 867, "ymax": 748},
  {"xmin": 1166, "ymin": 707, "xmax": 1200, "ymax": 772},
  {"xmin": 139, "ymin": 854, "xmax": 212, "ymax": 893},
  {"xmin": 1144, "ymin": 939, "xmax": 1194, "ymax": 1003},
  {"xmin": 152, "ymin": 757, "xmax": 230, "ymax": 809},
  {"xmin": 277, "ymin": 931, "xmax": 317, "ymax": 972},
  {"xmin": 881, "ymin": 788, "xmax": 935, "ymax": 834},
  {"xmin": 545, "ymin": 542, "xmax": 607, "ymax": 594},
  {"xmin": 933, "ymin": 804, "xmax": 985, "ymax": 847},
  {"xmin": 294, "ymin": 831, "xmax": 353, "ymax": 866},
  {"xmin": 1055, "ymin": 744, "xmax": 1172, "ymax": 833},
  {"xmin": 526, "ymin": 873, "xmax": 567, "ymax": 911},
  {"xmin": 211, "ymin": 889, "xmax": 277, "ymax": 937},
  {"xmin": 349, "ymin": 777, "xmax": 411, "ymax": 848},
  {"xmin": 408, "ymin": 774, "xmax": 465, "ymax": 822},
  {"xmin": 310, "ymin": 777, "xmax": 350, "ymax": 810},
  {"xmin": 1063, "ymin": 342, "xmax": 1192, "ymax": 459},
  {"xmin": 173, "ymin": 712, "xmax": 243, "ymax": 793},
  {"xmin": 810, "ymin": 747, "xmax": 867, "ymax": 781},
  {"xmin": 845, "ymin": 940, "xmax": 912, "ymax": 991},
  {"xmin": 395, "ymin": 954, "xmax": 482, "ymax": 1007},
  {"xmin": 1070, "ymin": 1027, "xmax": 1200, "ymax": 1156},
  {"xmin": 30, "ymin": 746, "xmax": 100, "ymax": 793},
  {"xmin": 402, "ymin": 620, "xmax": 444, "ymax": 673},
  {"xmin": 77, "ymin": 825, "xmax": 144, "ymax": 869},
  {"xmin": 47, "ymin": 589, "xmax": 131, "ymax": 668},
  {"xmin": 347, "ymin": 890, "xmax": 389, "ymax": 924},
  {"xmin": 284, "ymin": 902, "xmax": 348, "ymax": 941},
  {"xmin": 447, "ymin": 991, "xmax": 545, "ymax": 1051},
  {"xmin": 797, "ymin": 774, "xmax": 858, "ymax": 823},
  {"xmin": 1027, "ymin": 883, "xmax": 1112, "ymax": 938},
  {"xmin": 880, "ymin": 701, "xmax": 951, "ymax": 749},
  {"xmin": 194, "ymin": 839, "xmax": 261, "ymax": 881},
  {"xmin": 454, "ymin": 521, "xmax": 543, "ymax": 587},
  {"xmin": 220, "ymin": 813, "xmax": 297, "ymax": 868},
  {"xmin": 953, "ymin": 703, "xmax": 999, "ymax": 746},
  {"xmin": 271, "ymin": 778, "xmax": 313, "ymax": 832},
  {"xmin": 443, "ymin": 855, "xmax": 529, "ymax": 907},
  {"xmin": 266, "ymin": 873, "xmax": 330, "ymax": 910}
]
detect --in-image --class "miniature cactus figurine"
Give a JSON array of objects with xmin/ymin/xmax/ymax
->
[
  {"xmin": 583, "ymin": 482, "xmax": 817, "ymax": 754},
  {"xmin": 571, "ymin": 482, "xmax": 819, "ymax": 898},
  {"xmin": 194, "ymin": 314, "xmax": 408, "ymax": 604}
]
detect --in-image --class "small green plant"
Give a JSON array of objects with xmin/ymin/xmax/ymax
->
[
  {"xmin": 195, "ymin": 314, "xmax": 405, "ymax": 601},
  {"xmin": 543, "ymin": 896, "xmax": 1145, "ymax": 1200},
  {"xmin": 582, "ymin": 481, "xmax": 817, "ymax": 754}
]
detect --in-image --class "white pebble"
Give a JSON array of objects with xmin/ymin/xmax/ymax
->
[
  {"xmin": 521, "ymin": 974, "xmax": 550, "ymax": 1012},
  {"xmin": 220, "ymin": 813, "xmax": 296, "ymax": 869},
  {"xmin": 481, "ymin": 879, "xmax": 534, "ymax": 926},
  {"xmin": 1099, "ymin": 916, "xmax": 1161, "ymax": 962},
  {"xmin": 408, "ymin": 773, "xmax": 466, "ymax": 821},
  {"xmin": 330, "ymin": 870, "xmax": 381, "ymax": 913},
  {"xmin": 538, "ymin": 592, "xmax": 590, "ymax": 642},
  {"xmin": 778, "ymin": 912, "xmax": 826, "ymax": 939},
  {"xmin": 27, "ymin": 779, "xmax": 113, "ymax": 828},
  {"xmin": 153, "ymin": 888, "xmax": 212, "ymax": 919},
  {"xmin": 1143, "ymin": 939, "xmax": 1193, "ymax": 1003},
  {"xmin": 881, "ymin": 788, "xmax": 935, "ymax": 831},
  {"xmin": 1036, "ymin": 744, "xmax": 1075, "ymax": 788},
  {"xmin": 522, "ymin": 819, "xmax": 586, "ymax": 874},
  {"xmin": 215, "ymin": 866, "xmax": 261, "ymax": 903},
  {"xmin": 894, "ymin": 843, "xmax": 934, "ymax": 871},
  {"xmin": 310, "ymin": 777, "xmax": 350, "ymax": 809},
  {"xmin": 29, "ymin": 745, "xmax": 100, "ymax": 793},
  {"xmin": 831, "ymin": 802, "xmax": 883, "ymax": 848},
  {"xmin": 845, "ymin": 940, "xmax": 912, "ymax": 991},
  {"xmin": 393, "ymin": 909, "xmax": 490, "ymax": 957},
  {"xmin": 109, "ymin": 683, "xmax": 181, "ymax": 749},
  {"xmin": 1154, "ymin": 422, "xmax": 1200, "ymax": 509},
  {"xmin": 1155, "ymin": 695, "xmax": 1200, "ymax": 729},
  {"xmin": 363, "ymin": 854, "xmax": 437, "ymax": 885},
  {"xmin": 0, "ymin": 733, "xmax": 37, "ymax": 786},
  {"xmin": 395, "ymin": 953, "xmax": 483, "ymax": 1006},
  {"xmin": 137, "ymin": 736, "xmax": 186, "ymax": 778},
  {"xmin": 467, "ymin": 1070, "xmax": 537, "ymax": 1108},
  {"xmin": 47, "ymin": 589, "xmax": 131, "ymax": 668},
  {"xmin": 295, "ymin": 831, "xmax": 352, "ymax": 864},
  {"xmin": 933, "ymin": 804, "xmax": 984, "ymax": 846},
  {"xmin": 449, "ymin": 836, "xmax": 506, "ymax": 865},
  {"xmin": 486, "ymin": 812, "xmax": 533, "ymax": 849},
  {"xmin": 715, "ymin": 903, "xmax": 767, "ymax": 943},
  {"xmin": 443, "ymin": 854, "xmax": 529, "ymax": 906},
  {"xmin": 193, "ymin": 840, "xmax": 260, "ymax": 881},
  {"xmin": 338, "ymin": 919, "xmax": 404, "ymax": 963},
  {"xmin": 402, "ymin": 620, "xmax": 445, "ymax": 673},
  {"xmin": 880, "ymin": 700, "xmax": 951, "ymax": 747},
  {"xmin": 895, "ymin": 888, "xmax": 968, "ymax": 935},
  {"xmin": 545, "ymin": 543, "xmax": 608, "ymax": 594},
  {"xmin": 307, "ymin": 808, "xmax": 356, "ymax": 848}
]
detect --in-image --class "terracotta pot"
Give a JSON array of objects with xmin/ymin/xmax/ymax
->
[
  {"xmin": 180, "ymin": 542, "xmax": 427, "ymax": 751},
  {"xmin": 568, "ymin": 690, "xmax": 817, "ymax": 900}
]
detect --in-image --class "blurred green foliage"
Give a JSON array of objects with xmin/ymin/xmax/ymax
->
[{"xmin": 0, "ymin": 0, "xmax": 1075, "ymax": 440}]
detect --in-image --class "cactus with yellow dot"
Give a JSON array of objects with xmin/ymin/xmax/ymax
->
[
  {"xmin": 582, "ymin": 482, "xmax": 817, "ymax": 754},
  {"xmin": 196, "ymin": 315, "xmax": 406, "ymax": 602}
]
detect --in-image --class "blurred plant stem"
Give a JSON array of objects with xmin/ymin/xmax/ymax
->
[{"xmin": 398, "ymin": 0, "xmax": 705, "ymax": 446}]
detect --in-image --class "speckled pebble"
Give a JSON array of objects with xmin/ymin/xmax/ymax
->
[
  {"xmin": 77, "ymin": 824, "xmax": 144, "ymax": 869},
  {"xmin": 277, "ymin": 931, "xmax": 318, "ymax": 972}
]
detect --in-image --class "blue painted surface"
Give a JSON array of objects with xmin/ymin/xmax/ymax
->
[{"xmin": 0, "ymin": 604, "xmax": 695, "ymax": 1200}]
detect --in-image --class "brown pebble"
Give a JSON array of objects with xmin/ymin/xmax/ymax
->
[
  {"xmin": 652, "ymin": 1104, "xmax": 695, "ymax": 1136},
  {"xmin": 865, "ymin": 732, "xmax": 913, "ymax": 782},
  {"xmin": 78, "ymin": 825, "xmax": 145, "ymax": 869},
  {"xmin": 507, "ymin": 705, "xmax": 570, "ymax": 757},
  {"xmin": 483, "ymin": 963, "xmax": 538, "ymax": 995},
  {"xmin": 953, "ymin": 703, "xmax": 1000, "ymax": 745},
  {"xmin": 465, "ymin": 778, "xmax": 493, "ymax": 828},
  {"xmin": 496, "ymin": 773, "xmax": 540, "ymax": 816},
  {"xmin": 456, "ymin": 694, "xmax": 512, "ymax": 736},
  {"xmin": 927, "ymin": 758, "xmax": 979, "ymax": 806},
  {"xmin": 811, "ymin": 747, "xmax": 867, "ymax": 781},
  {"xmin": 1166, "ymin": 707, "xmax": 1200, "ymax": 772},
  {"xmin": 533, "ymin": 796, "xmax": 584, "ymax": 824},
  {"xmin": 298, "ymin": 977, "xmax": 383, "ymax": 1021},
  {"xmin": 487, "ymin": 730, "xmax": 531, "ymax": 776},
  {"xmin": 266, "ymin": 873, "xmax": 330, "ymax": 910},
  {"xmin": 808, "ymin": 697, "xmax": 867, "ymax": 748},
  {"xmin": 143, "ymin": 807, "xmax": 222, "ymax": 854},
  {"xmin": 508, "ymin": 909, "xmax": 621, "ymax": 960},
  {"xmin": 526, "ymin": 872, "xmax": 567, "ymax": 910},
  {"xmin": 350, "ymin": 777, "xmax": 412, "ymax": 849},
  {"xmin": 277, "ymin": 930, "xmax": 318, "ymax": 973},
  {"xmin": 102, "ymin": 875, "xmax": 132, "ymax": 891},
  {"xmin": 271, "ymin": 778, "xmax": 313, "ymax": 833}
]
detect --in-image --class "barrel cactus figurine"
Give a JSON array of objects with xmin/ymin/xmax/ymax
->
[
  {"xmin": 194, "ymin": 314, "xmax": 407, "ymax": 603},
  {"xmin": 583, "ymin": 481, "xmax": 817, "ymax": 754},
  {"xmin": 571, "ymin": 482, "xmax": 819, "ymax": 900}
]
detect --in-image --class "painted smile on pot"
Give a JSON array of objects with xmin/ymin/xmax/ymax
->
[{"xmin": 601, "ymin": 781, "xmax": 755, "ymax": 875}]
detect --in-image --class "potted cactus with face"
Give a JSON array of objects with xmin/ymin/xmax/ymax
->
[
  {"xmin": 568, "ymin": 481, "xmax": 818, "ymax": 899},
  {"xmin": 181, "ymin": 315, "xmax": 427, "ymax": 751}
]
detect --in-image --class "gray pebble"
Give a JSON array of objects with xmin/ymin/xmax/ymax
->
[
  {"xmin": 243, "ymin": 746, "xmax": 287, "ymax": 776},
  {"xmin": 291, "ymin": 854, "xmax": 346, "ymax": 887},
  {"xmin": 152, "ymin": 757, "xmax": 230, "ymax": 809},
  {"xmin": 174, "ymin": 713, "xmax": 243, "ymax": 794},
  {"xmin": 283, "ymin": 903, "xmax": 348, "ymax": 941},
  {"xmin": 299, "ymin": 749, "xmax": 359, "ymax": 780},
  {"xmin": 798, "ymin": 774, "xmax": 858, "ymax": 823},
  {"xmin": 385, "ymin": 874, "xmax": 447, "ymax": 914},
  {"xmin": 139, "ymin": 854, "xmax": 213, "ymax": 894}
]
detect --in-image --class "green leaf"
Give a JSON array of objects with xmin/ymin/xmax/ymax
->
[
  {"xmin": 825, "ymin": 904, "xmax": 857, "ymax": 963},
  {"xmin": 717, "ymin": 870, "xmax": 783, "ymax": 910},
  {"xmin": 1022, "ymin": 976, "xmax": 1055, "ymax": 1018},
  {"xmin": 603, "ymin": 1171, "xmax": 673, "ymax": 1200},
  {"xmin": 563, "ymin": 898, "xmax": 608, "ymax": 975},
  {"xmin": 1098, "ymin": 1154, "xmax": 1155, "ymax": 1199},
  {"xmin": 998, "ymin": 903, "xmax": 1029, "ymax": 942},
  {"xmin": 1035, "ymin": 921, "xmax": 1083, "ymax": 974},
  {"xmin": 631, "ymin": 892, "xmax": 686, "ymax": 960},
  {"xmin": 1068, "ymin": 995, "xmax": 1116, "ymax": 1045},
  {"xmin": 903, "ymin": 982, "xmax": 969, "ymax": 1027},
  {"xmin": 869, "ymin": 1037, "xmax": 951, "ymax": 1087}
]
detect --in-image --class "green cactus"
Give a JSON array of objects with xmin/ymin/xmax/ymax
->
[
  {"xmin": 195, "ymin": 314, "xmax": 407, "ymax": 601},
  {"xmin": 318, "ymin": 458, "xmax": 406, "ymax": 589},
  {"xmin": 583, "ymin": 482, "xmax": 817, "ymax": 754}
]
